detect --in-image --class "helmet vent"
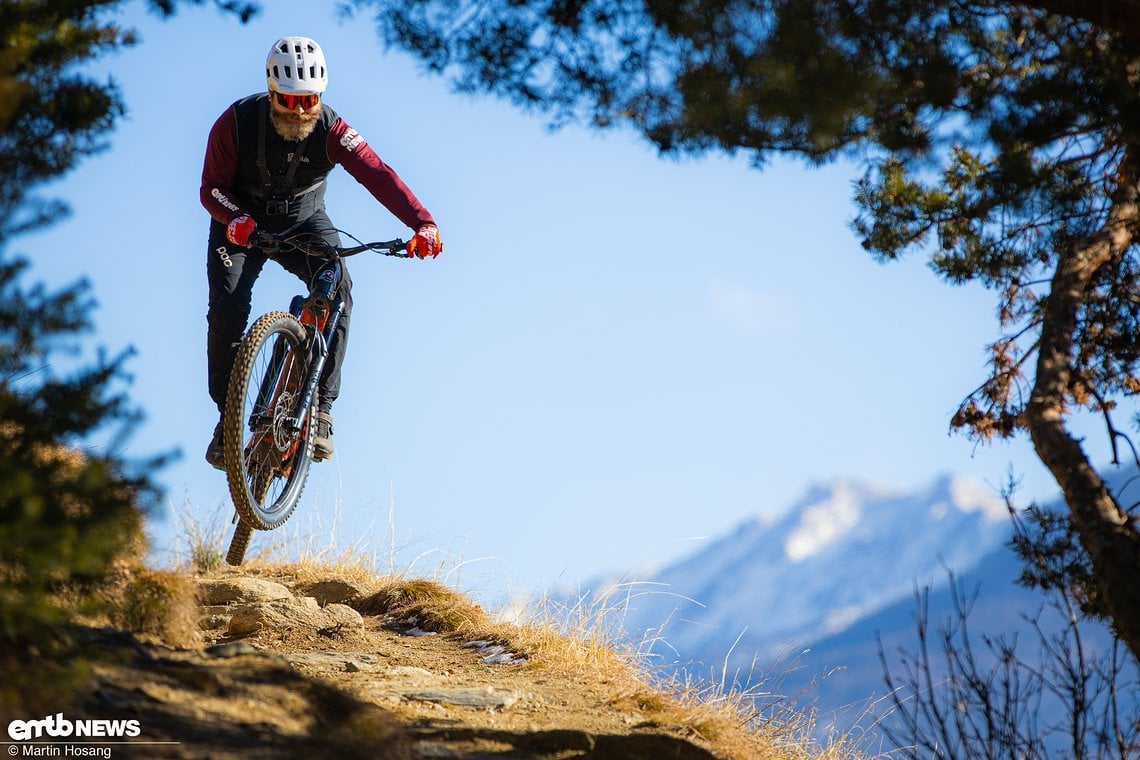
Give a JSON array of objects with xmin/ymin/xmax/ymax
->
[{"xmin": 266, "ymin": 36, "xmax": 328, "ymax": 94}]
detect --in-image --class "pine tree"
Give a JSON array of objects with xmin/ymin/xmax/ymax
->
[
  {"xmin": 346, "ymin": 0, "xmax": 1140, "ymax": 659},
  {"xmin": 0, "ymin": 0, "xmax": 254, "ymax": 716}
]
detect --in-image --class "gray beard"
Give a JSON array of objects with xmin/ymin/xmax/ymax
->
[{"xmin": 269, "ymin": 106, "xmax": 320, "ymax": 141}]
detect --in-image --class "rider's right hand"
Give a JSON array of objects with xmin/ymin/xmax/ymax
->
[
  {"xmin": 226, "ymin": 215, "xmax": 257, "ymax": 247},
  {"xmin": 406, "ymin": 223, "xmax": 443, "ymax": 259}
]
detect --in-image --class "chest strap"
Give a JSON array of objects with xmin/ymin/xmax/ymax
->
[{"xmin": 256, "ymin": 98, "xmax": 312, "ymax": 198}]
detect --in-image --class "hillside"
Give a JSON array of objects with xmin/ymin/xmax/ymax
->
[
  {"xmin": 570, "ymin": 474, "xmax": 1009, "ymax": 674},
  {"xmin": 11, "ymin": 563, "xmax": 862, "ymax": 760},
  {"xmin": 569, "ymin": 468, "xmax": 1139, "ymax": 752}
]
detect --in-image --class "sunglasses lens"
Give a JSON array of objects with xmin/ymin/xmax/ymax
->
[{"xmin": 274, "ymin": 92, "xmax": 318, "ymax": 109}]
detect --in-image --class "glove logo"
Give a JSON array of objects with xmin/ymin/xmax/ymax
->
[{"xmin": 226, "ymin": 215, "xmax": 255, "ymax": 247}]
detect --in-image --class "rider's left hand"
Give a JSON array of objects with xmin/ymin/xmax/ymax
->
[{"xmin": 407, "ymin": 224, "xmax": 443, "ymax": 259}]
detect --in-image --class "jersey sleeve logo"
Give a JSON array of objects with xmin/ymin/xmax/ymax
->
[
  {"xmin": 339, "ymin": 128, "xmax": 364, "ymax": 153},
  {"xmin": 211, "ymin": 187, "xmax": 240, "ymax": 213}
]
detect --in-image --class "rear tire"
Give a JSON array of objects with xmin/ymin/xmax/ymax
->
[
  {"xmin": 223, "ymin": 311, "xmax": 314, "ymax": 530},
  {"xmin": 225, "ymin": 520, "xmax": 254, "ymax": 566}
]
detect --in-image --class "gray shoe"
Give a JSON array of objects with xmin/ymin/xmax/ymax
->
[
  {"xmin": 313, "ymin": 411, "xmax": 334, "ymax": 461},
  {"xmin": 205, "ymin": 420, "xmax": 225, "ymax": 471}
]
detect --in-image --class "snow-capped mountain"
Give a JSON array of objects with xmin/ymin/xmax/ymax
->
[{"xmin": 580, "ymin": 474, "xmax": 1010, "ymax": 676}]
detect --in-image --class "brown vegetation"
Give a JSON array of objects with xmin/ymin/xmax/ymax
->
[{"xmin": 5, "ymin": 553, "xmax": 865, "ymax": 759}]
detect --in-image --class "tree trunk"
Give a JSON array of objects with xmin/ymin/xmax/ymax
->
[{"xmin": 1026, "ymin": 163, "xmax": 1140, "ymax": 663}]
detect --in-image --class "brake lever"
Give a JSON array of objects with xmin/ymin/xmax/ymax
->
[{"xmin": 247, "ymin": 229, "xmax": 280, "ymax": 256}]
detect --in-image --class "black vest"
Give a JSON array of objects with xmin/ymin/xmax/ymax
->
[{"xmin": 230, "ymin": 93, "xmax": 339, "ymax": 228}]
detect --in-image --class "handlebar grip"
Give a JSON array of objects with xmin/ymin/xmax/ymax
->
[{"xmin": 247, "ymin": 228, "xmax": 275, "ymax": 247}]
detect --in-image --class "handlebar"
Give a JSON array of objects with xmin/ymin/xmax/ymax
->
[{"xmin": 249, "ymin": 228, "xmax": 409, "ymax": 259}]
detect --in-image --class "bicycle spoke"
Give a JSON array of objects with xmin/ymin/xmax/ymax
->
[{"xmin": 223, "ymin": 311, "xmax": 314, "ymax": 531}]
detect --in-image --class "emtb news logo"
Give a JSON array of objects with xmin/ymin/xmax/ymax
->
[{"xmin": 7, "ymin": 713, "xmax": 140, "ymax": 741}]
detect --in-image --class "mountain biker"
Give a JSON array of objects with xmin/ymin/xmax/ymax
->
[{"xmin": 199, "ymin": 36, "xmax": 442, "ymax": 470}]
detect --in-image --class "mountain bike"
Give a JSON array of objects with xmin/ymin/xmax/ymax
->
[{"xmin": 223, "ymin": 227, "xmax": 408, "ymax": 566}]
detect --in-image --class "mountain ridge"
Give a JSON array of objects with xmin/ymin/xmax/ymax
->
[
  {"xmin": 573, "ymin": 464, "xmax": 1140, "ymax": 751},
  {"xmin": 577, "ymin": 473, "xmax": 1011, "ymax": 670}
]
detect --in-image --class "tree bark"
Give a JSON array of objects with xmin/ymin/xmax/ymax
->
[{"xmin": 1026, "ymin": 159, "xmax": 1140, "ymax": 663}]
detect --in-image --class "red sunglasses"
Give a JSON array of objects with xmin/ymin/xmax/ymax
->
[{"xmin": 273, "ymin": 91, "xmax": 320, "ymax": 110}]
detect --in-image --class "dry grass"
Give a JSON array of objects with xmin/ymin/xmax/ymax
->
[
  {"xmin": 169, "ymin": 501, "xmax": 230, "ymax": 574},
  {"xmin": 243, "ymin": 558, "xmax": 867, "ymax": 760},
  {"xmin": 108, "ymin": 568, "xmax": 199, "ymax": 647},
  {"xmin": 165, "ymin": 505, "xmax": 871, "ymax": 759},
  {"xmin": 165, "ymin": 496, "xmax": 397, "ymax": 578},
  {"xmin": 356, "ymin": 577, "xmax": 492, "ymax": 634},
  {"xmin": 493, "ymin": 594, "xmax": 868, "ymax": 760},
  {"xmin": 54, "ymin": 554, "xmax": 200, "ymax": 649}
]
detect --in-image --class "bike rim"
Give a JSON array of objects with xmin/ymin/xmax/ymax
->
[{"xmin": 233, "ymin": 324, "xmax": 312, "ymax": 526}]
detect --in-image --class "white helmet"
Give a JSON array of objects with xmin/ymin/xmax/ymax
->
[{"xmin": 266, "ymin": 36, "xmax": 328, "ymax": 94}]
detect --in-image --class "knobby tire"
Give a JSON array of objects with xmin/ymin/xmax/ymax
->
[
  {"xmin": 223, "ymin": 310, "xmax": 314, "ymax": 531},
  {"xmin": 226, "ymin": 520, "xmax": 253, "ymax": 566}
]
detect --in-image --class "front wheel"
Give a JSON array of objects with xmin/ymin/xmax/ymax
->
[{"xmin": 223, "ymin": 310, "xmax": 314, "ymax": 530}]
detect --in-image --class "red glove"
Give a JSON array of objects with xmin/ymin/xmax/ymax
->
[
  {"xmin": 226, "ymin": 215, "xmax": 256, "ymax": 247},
  {"xmin": 407, "ymin": 224, "xmax": 443, "ymax": 259}
]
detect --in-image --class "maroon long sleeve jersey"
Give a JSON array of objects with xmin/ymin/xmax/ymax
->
[{"xmin": 200, "ymin": 93, "xmax": 435, "ymax": 233}]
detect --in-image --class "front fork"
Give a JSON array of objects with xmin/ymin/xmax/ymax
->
[{"xmin": 288, "ymin": 293, "xmax": 345, "ymax": 435}]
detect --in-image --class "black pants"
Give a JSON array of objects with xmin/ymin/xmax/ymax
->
[{"xmin": 206, "ymin": 211, "xmax": 353, "ymax": 416}]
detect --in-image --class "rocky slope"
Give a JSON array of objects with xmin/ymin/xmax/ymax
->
[{"xmin": 52, "ymin": 565, "xmax": 843, "ymax": 760}]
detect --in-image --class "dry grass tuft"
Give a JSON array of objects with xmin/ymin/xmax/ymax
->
[
  {"xmin": 108, "ymin": 568, "xmax": 199, "ymax": 648},
  {"xmin": 358, "ymin": 577, "xmax": 492, "ymax": 634},
  {"xmin": 164, "ymin": 498, "xmax": 241, "ymax": 575},
  {"xmin": 221, "ymin": 557, "xmax": 386, "ymax": 589}
]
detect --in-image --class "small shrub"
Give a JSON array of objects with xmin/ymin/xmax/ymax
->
[
  {"xmin": 358, "ymin": 578, "xmax": 490, "ymax": 634},
  {"xmin": 111, "ymin": 569, "xmax": 198, "ymax": 648}
]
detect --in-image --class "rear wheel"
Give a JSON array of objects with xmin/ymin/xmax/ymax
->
[
  {"xmin": 225, "ymin": 520, "xmax": 254, "ymax": 566},
  {"xmin": 223, "ymin": 311, "xmax": 314, "ymax": 530}
]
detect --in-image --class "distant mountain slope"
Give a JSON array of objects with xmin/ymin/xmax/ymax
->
[
  {"xmin": 782, "ymin": 541, "xmax": 1034, "ymax": 727},
  {"xmin": 784, "ymin": 466, "xmax": 1140, "ymax": 743},
  {"xmin": 783, "ymin": 534, "xmax": 1138, "ymax": 752},
  {"xmin": 585, "ymin": 474, "xmax": 1010, "ymax": 675},
  {"xmin": 580, "ymin": 465, "xmax": 1139, "ymax": 752}
]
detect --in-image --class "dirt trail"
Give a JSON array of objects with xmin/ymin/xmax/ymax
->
[{"xmin": 72, "ymin": 568, "xmax": 726, "ymax": 759}]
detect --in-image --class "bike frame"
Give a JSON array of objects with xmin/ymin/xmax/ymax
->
[
  {"xmin": 290, "ymin": 257, "xmax": 347, "ymax": 431},
  {"xmin": 249, "ymin": 257, "xmax": 346, "ymax": 444}
]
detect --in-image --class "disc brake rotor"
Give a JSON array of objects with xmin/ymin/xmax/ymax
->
[{"xmin": 271, "ymin": 390, "xmax": 298, "ymax": 451}]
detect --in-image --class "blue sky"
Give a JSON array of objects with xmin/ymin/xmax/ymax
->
[{"xmin": 22, "ymin": 1, "xmax": 1116, "ymax": 599}]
